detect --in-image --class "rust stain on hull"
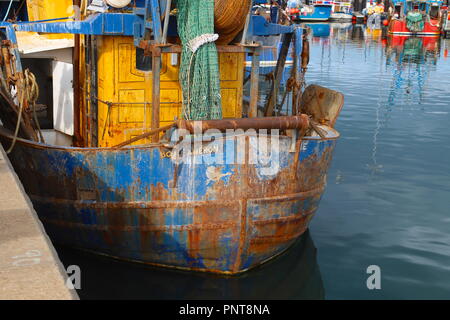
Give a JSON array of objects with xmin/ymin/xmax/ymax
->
[{"xmin": 0, "ymin": 128, "xmax": 340, "ymax": 274}]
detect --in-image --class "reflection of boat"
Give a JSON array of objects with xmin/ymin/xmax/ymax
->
[
  {"xmin": 329, "ymin": 22, "xmax": 353, "ymax": 31},
  {"xmin": 388, "ymin": 0, "xmax": 443, "ymax": 36},
  {"xmin": 387, "ymin": 35, "xmax": 440, "ymax": 63},
  {"xmin": 0, "ymin": 0, "xmax": 344, "ymax": 275},
  {"xmin": 385, "ymin": 35, "xmax": 440, "ymax": 105},
  {"xmin": 365, "ymin": 2, "xmax": 385, "ymax": 30},
  {"xmin": 306, "ymin": 23, "xmax": 331, "ymax": 36},
  {"xmin": 57, "ymin": 229, "xmax": 325, "ymax": 299}
]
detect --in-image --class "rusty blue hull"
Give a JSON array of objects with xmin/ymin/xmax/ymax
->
[{"xmin": 0, "ymin": 129, "xmax": 339, "ymax": 274}]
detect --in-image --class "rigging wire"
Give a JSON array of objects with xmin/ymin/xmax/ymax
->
[{"xmin": 3, "ymin": 0, "xmax": 14, "ymax": 22}]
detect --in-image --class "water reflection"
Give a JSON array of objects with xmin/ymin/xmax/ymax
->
[
  {"xmin": 56, "ymin": 230, "xmax": 324, "ymax": 300},
  {"xmin": 304, "ymin": 23, "xmax": 331, "ymax": 37},
  {"xmin": 386, "ymin": 36, "xmax": 440, "ymax": 104},
  {"xmin": 306, "ymin": 24, "xmax": 450, "ymax": 299}
]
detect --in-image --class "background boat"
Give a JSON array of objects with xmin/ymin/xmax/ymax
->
[
  {"xmin": 289, "ymin": 1, "xmax": 333, "ymax": 21},
  {"xmin": 388, "ymin": 0, "xmax": 443, "ymax": 36},
  {"xmin": 330, "ymin": 1, "xmax": 353, "ymax": 21}
]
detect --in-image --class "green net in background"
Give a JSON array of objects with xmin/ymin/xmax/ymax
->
[
  {"xmin": 406, "ymin": 11, "xmax": 425, "ymax": 32},
  {"xmin": 177, "ymin": 0, "xmax": 222, "ymax": 120}
]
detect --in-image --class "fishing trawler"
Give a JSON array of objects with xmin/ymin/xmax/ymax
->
[
  {"xmin": 289, "ymin": 0, "xmax": 333, "ymax": 21},
  {"xmin": 330, "ymin": 1, "xmax": 353, "ymax": 21},
  {"xmin": 388, "ymin": 0, "xmax": 444, "ymax": 36},
  {"xmin": 0, "ymin": 0, "xmax": 344, "ymax": 274}
]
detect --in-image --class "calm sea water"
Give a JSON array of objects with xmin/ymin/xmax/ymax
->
[
  {"xmin": 56, "ymin": 24, "xmax": 450, "ymax": 299},
  {"xmin": 306, "ymin": 23, "xmax": 450, "ymax": 299}
]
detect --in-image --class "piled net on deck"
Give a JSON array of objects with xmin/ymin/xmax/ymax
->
[
  {"xmin": 177, "ymin": 0, "xmax": 222, "ymax": 120},
  {"xmin": 406, "ymin": 11, "xmax": 425, "ymax": 32}
]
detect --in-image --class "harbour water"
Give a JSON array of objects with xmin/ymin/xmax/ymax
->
[{"xmin": 55, "ymin": 23, "xmax": 450, "ymax": 299}]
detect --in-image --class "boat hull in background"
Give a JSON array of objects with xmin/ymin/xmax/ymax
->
[{"xmin": 388, "ymin": 19, "xmax": 441, "ymax": 37}]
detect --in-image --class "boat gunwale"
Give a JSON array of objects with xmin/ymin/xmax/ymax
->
[{"xmin": 0, "ymin": 126, "xmax": 341, "ymax": 152}]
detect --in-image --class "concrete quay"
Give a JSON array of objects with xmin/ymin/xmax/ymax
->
[{"xmin": 0, "ymin": 144, "xmax": 78, "ymax": 300}]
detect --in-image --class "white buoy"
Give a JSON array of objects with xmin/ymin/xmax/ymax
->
[{"xmin": 105, "ymin": 0, "xmax": 132, "ymax": 8}]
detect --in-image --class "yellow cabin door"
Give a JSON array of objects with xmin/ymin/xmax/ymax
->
[{"xmin": 96, "ymin": 36, "xmax": 244, "ymax": 147}]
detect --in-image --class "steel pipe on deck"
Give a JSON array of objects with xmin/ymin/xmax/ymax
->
[{"xmin": 177, "ymin": 115, "xmax": 310, "ymax": 133}]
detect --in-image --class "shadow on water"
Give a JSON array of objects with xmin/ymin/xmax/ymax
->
[{"xmin": 55, "ymin": 229, "xmax": 325, "ymax": 300}]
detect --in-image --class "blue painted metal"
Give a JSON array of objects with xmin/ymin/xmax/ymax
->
[
  {"xmin": 12, "ymin": 13, "xmax": 143, "ymax": 37},
  {"xmin": 147, "ymin": 0, "xmax": 162, "ymax": 43},
  {"xmin": 248, "ymin": 15, "xmax": 295, "ymax": 36},
  {"xmin": 0, "ymin": 127, "xmax": 340, "ymax": 274},
  {"xmin": 5, "ymin": 5, "xmax": 297, "ymax": 41},
  {"xmin": 294, "ymin": 26, "xmax": 302, "ymax": 69},
  {"xmin": 245, "ymin": 33, "xmax": 297, "ymax": 85}
]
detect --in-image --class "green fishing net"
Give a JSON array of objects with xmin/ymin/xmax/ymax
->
[
  {"xmin": 406, "ymin": 11, "xmax": 425, "ymax": 32},
  {"xmin": 177, "ymin": 0, "xmax": 222, "ymax": 120}
]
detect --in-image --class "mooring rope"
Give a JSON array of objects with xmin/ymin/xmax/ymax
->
[
  {"xmin": 6, "ymin": 69, "xmax": 42, "ymax": 153},
  {"xmin": 6, "ymin": 86, "xmax": 25, "ymax": 154},
  {"xmin": 24, "ymin": 69, "xmax": 44, "ymax": 143}
]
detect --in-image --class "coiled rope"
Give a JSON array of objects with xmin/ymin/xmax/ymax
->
[
  {"xmin": 6, "ymin": 69, "xmax": 42, "ymax": 153},
  {"xmin": 24, "ymin": 69, "xmax": 44, "ymax": 143},
  {"xmin": 214, "ymin": 0, "xmax": 252, "ymax": 44}
]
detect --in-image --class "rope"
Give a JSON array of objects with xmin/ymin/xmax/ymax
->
[
  {"xmin": 6, "ymin": 69, "xmax": 43, "ymax": 153},
  {"xmin": 3, "ymin": 0, "xmax": 14, "ymax": 22},
  {"xmin": 12, "ymin": 0, "xmax": 26, "ymax": 22},
  {"xmin": 214, "ymin": 0, "xmax": 252, "ymax": 44},
  {"xmin": 6, "ymin": 85, "xmax": 24, "ymax": 154},
  {"xmin": 24, "ymin": 69, "xmax": 44, "ymax": 143}
]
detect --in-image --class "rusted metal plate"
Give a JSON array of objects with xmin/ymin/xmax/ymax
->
[
  {"xmin": 0, "ymin": 127, "xmax": 339, "ymax": 274},
  {"xmin": 300, "ymin": 84, "xmax": 345, "ymax": 128}
]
